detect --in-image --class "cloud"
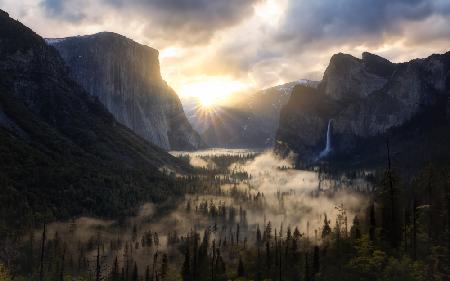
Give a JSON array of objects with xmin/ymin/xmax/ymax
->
[
  {"xmin": 207, "ymin": 0, "xmax": 450, "ymax": 87},
  {"xmin": 39, "ymin": 0, "xmax": 262, "ymax": 45},
  {"xmin": 3, "ymin": 0, "xmax": 450, "ymax": 96},
  {"xmin": 276, "ymin": 0, "xmax": 441, "ymax": 46}
]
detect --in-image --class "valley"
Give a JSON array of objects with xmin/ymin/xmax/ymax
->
[
  {"xmin": 8, "ymin": 150, "xmax": 375, "ymax": 281},
  {"xmin": 1, "ymin": 3, "xmax": 450, "ymax": 281}
]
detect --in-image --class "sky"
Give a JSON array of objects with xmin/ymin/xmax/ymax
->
[{"xmin": 3, "ymin": 0, "xmax": 450, "ymax": 103}]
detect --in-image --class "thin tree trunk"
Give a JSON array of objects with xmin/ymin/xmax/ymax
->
[
  {"xmin": 96, "ymin": 243, "xmax": 101, "ymax": 281},
  {"xmin": 60, "ymin": 245, "xmax": 66, "ymax": 281},
  {"xmin": 39, "ymin": 224, "xmax": 46, "ymax": 281}
]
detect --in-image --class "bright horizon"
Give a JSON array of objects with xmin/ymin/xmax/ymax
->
[{"xmin": 4, "ymin": 0, "xmax": 450, "ymax": 106}]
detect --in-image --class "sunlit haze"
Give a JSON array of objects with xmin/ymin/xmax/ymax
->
[{"xmin": 178, "ymin": 76, "xmax": 248, "ymax": 107}]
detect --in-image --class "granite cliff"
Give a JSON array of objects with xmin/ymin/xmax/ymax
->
[
  {"xmin": 276, "ymin": 52, "xmax": 450, "ymax": 165},
  {"xmin": 49, "ymin": 33, "xmax": 204, "ymax": 150}
]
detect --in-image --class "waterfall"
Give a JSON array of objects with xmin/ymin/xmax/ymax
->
[{"xmin": 318, "ymin": 119, "xmax": 333, "ymax": 159}]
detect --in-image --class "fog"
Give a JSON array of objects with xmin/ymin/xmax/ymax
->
[{"xmin": 34, "ymin": 149, "xmax": 370, "ymax": 277}]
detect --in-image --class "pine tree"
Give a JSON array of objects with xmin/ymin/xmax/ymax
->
[
  {"xmin": 26, "ymin": 230, "xmax": 34, "ymax": 276},
  {"xmin": 145, "ymin": 266, "xmax": 150, "ymax": 281},
  {"xmin": 256, "ymin": 225, "xmax": 262, "ymax": 246},
  {"xmin": 39, "ymin": 224, "xmax": 46, "ymax": 281},
  {"xmin": 383, "ymin": 139, "xmax": 401, "ymax": 248},
  {"xmin": 304, "ymin": 252, "xmax": 311, "ymax": 281},
  {"xmin": 237, "ymin": 256, "xmax": 245, "ymax": 277},
  {"xmin": 96, "ymin": 242, "xmax": 101, "ymax": 281},
  {"xmin": 160, "ymin": 254, "xmax": 168, "ymax": 280},
  {"xmin": 182, "ymin": 248, "xmax": 190, "ymax": 281},
  {"xmin": 369, "ymin": 201, "xmax": 376, "ymax": 242},
  {"xmin": 265, "ymin": 240, "xmax": 271, "ymax": 271},
  {"xmin": 131, "ymin": 262, "xmax": 138, "ymax": 281},
  {"xmin": 321, "ymin": 214, "xmax": 331, "ymax": 240},
  {"xmin": 351, "ymin": 216, "xmax": 362, "ymax": 240},
  {"xmin": 255, "ymin": 247, "xmax": 262, "ymax": 281},
  {"xmin": 111, "ymin": 257, "xmax": 120, "ymax": 281},
  {"xmin": 59, "ymin": 245, "xmax": 66, "ymax": 281},
  {"xmin": 312, "ymin": 246, "xmax": 320, "ymax": 276},
  {"xmin": 152, "ymin": 252, "xmax": 159, "ymax": 281},
  {"xmin": 293, "ymin": 227, "xmax": 301, "ymax": 241}
]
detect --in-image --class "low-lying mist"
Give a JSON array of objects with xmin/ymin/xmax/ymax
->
[{"xmin": 32, "ymin": 150, "xmax": 370, "ymax": 275}]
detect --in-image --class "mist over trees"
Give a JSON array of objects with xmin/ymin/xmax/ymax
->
[{"xmin": 1, "ymin": 151, "xmax": 449, "ymax": 281}]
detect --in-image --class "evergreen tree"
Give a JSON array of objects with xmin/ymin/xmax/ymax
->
[
  {"xmin": 182, "ymin": 248, "xmax": 190, "ymax": 281},
  {"xmin": 26, "ymin": 231, "xmax": 34, "ymax": 276},
  {"xmin": 161, "ymin": 254, "xmax": 168, "ymax": 280},
  {"xmin": 255, "ymin": 247, "xmax": 262, "ymax": 281},
  {"xmin": 304, "ymin": 252, "xmax": 311, "ymax": 281},
  {"xmin": 96, "ymin": 243, "xmax": 101, "ymax": 281},
  {"xmin": 111, "ymin": 257, "xmax": 120, "ymax": 281},
  {"xmin": 256, "ymin": 225, "xmax": 262, "ymax": 246},
  {"xmin": 236, "ymin": 223, "xmax": 240, "ymax": 245},
  {"xmin": 265, "ymin": 240, "xmax": 271, "ymax": 271},
  {"xmin": 321, "ymin": 214, "xmax": 331, "ymax": 240},
  {"xmin": 237, "ymin": 256, "xmax": 245, "ymax": 277},
  {"xmin": 369, "ymin": 201, "xmax": 376, "ymax": 242},
  {"xmin": 131, "ymin": 262, "xmax": 138, "ymax": 281},
  {"xmin": 39, "ymin": 224, "xmax": 46, "ymax": 281},
  {"xmin": 312, "ymin": 246, "xmax": 320, "ymax": 277},
  {"xmin": 145, "ymin": 265, "xmax": 150, "ymax": 281},
  {"xmin": 351, "ymin": 216, "xmax": 362, "ymax": 240}
]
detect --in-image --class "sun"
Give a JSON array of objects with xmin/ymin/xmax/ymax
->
[
  {"xmin": 178, "ymin": 76, "xmax": 248, "ymax": 109},
  {"xmin": 199, "ymin": 95, "xmax": 216, "ymax": 108}
]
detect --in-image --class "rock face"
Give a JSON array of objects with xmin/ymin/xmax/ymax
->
[
  {"xmin": 276, "ymin": 52, "xmax": 450, "ymax": 164},
  {"xmin": 49, "ymin": 33, "xmax": 204, "ymax": 150},
  {"xmin": 0, "ymin": 11, "xmax": 187, "ymax": 227},
  {"xmin": 196, "ymin": 80, "xmax": 317, "ymax": 148}
]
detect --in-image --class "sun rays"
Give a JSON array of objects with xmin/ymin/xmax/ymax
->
[{"xmin": 177, "ymin": 76, "xmax": 248, "ymax": 109}]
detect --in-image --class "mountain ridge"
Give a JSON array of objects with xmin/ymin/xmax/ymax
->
[
  {"xmin": 276, "ymin": 51, "xmax": 450, "ymax": 166},
  {"xmin": 189, "ymin": 80, "xmax": 318, "ymax": 148},
  {"xmin": 0, "ymin": 10, "xmax": 187, "ymax": 230}
]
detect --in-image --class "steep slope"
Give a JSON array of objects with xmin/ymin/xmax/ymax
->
[
  {"xmin": 0, "ymin": 10, "xmax": 187, "ymax": 231},
  {"xmin": 49, "ymin": 33, "xmax": 204, "ymax": 150},
  {"xmin": 197, "ymin": 80, "xmax": 317, "ymax": 148},
  {"xmin": 276, "ymin": 52, "xmax": 450, "ymax": 165}
]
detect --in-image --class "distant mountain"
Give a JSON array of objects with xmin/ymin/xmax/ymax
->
[
  {"xmin": 0, "ymin": 10, "xmax": 187, "ymax": 230},
  {"xmin": 48, "ymin": 33, "xmax": 205, "ymax": 150},
  {"xmin": 186, "ymin": 80, "xmax": 318, "ymax": 148},
  {"xmin": 276, "ymin": 52, "xmax": 450, "ymax": 167}
]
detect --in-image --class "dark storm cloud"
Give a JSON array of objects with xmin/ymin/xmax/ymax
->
[
  {"xmin": 41, "ymin": 0, "xmax": 87, "ymax": 22},
  {"xmin": 40, "ymin": 0, "xmax": 261, "ymax": 44},
  {"xmin": 277, "ymin": 0, "xmax": 450, "ymax": 47}
]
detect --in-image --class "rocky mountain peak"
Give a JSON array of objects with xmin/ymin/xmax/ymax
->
[
  {"xmin": 362, "ymin": 51, "xmax": 396, "ymax": 78},
  {"xmin": 0, "ymin": 9, "xmax": 8, "ymax": 17},
  {"xmin": 319, "ymin": 52, "xmax": 391, "ymax": 101}
]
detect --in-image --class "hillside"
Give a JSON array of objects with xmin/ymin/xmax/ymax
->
[{"xmin": 0, "ymin": 10, "xmax": 187, "ymax": 232}]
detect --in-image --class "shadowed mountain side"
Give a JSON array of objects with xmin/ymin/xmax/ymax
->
[
  {"xmin": 276, "ymin": 52, "xmax": 450, "ymax": 166},
  {"xmin": 0, "ymin": 10, "xmax": 189, "ymax": 232}
]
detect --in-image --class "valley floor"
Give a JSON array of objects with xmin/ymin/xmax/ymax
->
[{"xmin": 2, "ymin": 149, "xmax": 448, "ymax": 281}]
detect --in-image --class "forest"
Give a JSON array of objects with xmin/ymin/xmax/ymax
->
[{"xmin": 1, "ymin": 150, "xmax": 449, "ymax": 281}]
